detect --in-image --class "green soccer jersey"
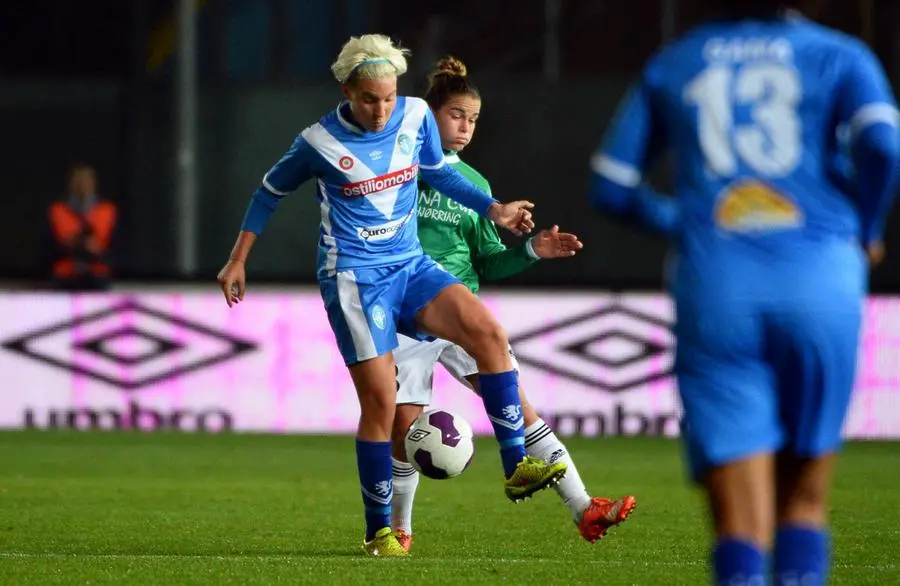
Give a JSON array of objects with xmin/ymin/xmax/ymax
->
[{"xmin": 416, "ymin": 152, "xmax": 539, "ymax": 294}]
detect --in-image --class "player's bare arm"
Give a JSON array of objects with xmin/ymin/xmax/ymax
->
[{"xmin": 217, "ymin": 230, "xmax": 256, "ymax": 307}]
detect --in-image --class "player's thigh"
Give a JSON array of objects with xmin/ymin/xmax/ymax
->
[
  {"xmin": 416, "ymin": 287, "xmax": 506, "ymax": 353},
  {"xmin": 395, "ymin": 255, "xmax": 465, "ymax": 341},
  {"xmin": 394, "ymin": 334, "xmax": 447, "ymax": 405},
  {"xmin": 319, "ymin": 266, "xmax": 404, "ymax": 366},
  {"xmin": 769, "ymin": 305, "xmax": 863, "ymax": 458},
  {"xmin": 396, "ymin": 255, "xmax": 500, "ymax": 346},
  {"xmin": 675, "ymin": 301, "xmax": 782, "ymax": 483}
]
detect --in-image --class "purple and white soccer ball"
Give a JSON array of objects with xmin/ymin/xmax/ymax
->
[{"xmin": 404, "ymin": 409, "xmax": 475, "ymax": 480}]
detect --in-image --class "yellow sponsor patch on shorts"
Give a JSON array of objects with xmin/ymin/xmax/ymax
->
[{"xmin": 714, "ymin": 180, "xmax": 803, "ymax": 231}]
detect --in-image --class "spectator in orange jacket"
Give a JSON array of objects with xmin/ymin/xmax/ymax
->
[{"xmin": 46, "ymin": 164, "xmax": 118, "ymax": 291}]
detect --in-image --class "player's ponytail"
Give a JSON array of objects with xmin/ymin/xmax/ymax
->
[
  {"xmin": 424, "ymin": 56, "xmax": 480, "ymax": 110},
  {"xmin": 331, "ymin": 34, "xmax": 410, "ymax": 85}
]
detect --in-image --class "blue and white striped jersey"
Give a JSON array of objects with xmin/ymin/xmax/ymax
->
[{"xmin": 257, "ymin": 96, "xmax": 449, "ymax": 277}]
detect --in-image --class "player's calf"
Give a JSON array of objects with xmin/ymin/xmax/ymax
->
[
  {"xmin": 392, "ymin": 404, "xmax": 423, "ymax": 462},
  {"xmin": 705, "ymin": 455, "xmax": 776, "ymax": 548},
  {"xmin": 348, "ymin": 355, "xmax": 401, "ymax": 543},
  {"xmin": 705, "ymin": 455, "xmax": 776, "ymax": 586},
  {"xmin": 521, "ymin": 415, "xmax": 589, "ymax": 507},
  {"xmin": 391, "ymin": 403, "xmax": 423, "ymax": 540},
  {"xmin": 350, "ymin": 355, "xmax": 399, "ymax": 441},
  {"xmin": 773, "ymin": 453, "xmax": 836, "ymax": 586},
  {"xmin": 520, "ymin": 413, "xmax": 637, "ymax": 539},
  {"xmin": 775, "ymin": 452, "xmax": 834, "ymax": 527}
]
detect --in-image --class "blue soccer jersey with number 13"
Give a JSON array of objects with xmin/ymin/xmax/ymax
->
[{"xmin": 592, "ymin": 13, "xmax": 899, "ymax": 479}]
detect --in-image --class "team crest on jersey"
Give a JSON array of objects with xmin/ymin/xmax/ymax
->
[
  {"xmin": 339, "ymin": 156, "xmax": 354, "ymax": 171},
  {"xmin": 715, "ymin": 179, "xmax": 803, "ymax": 232},
  {"xmin": 371, "ymin": 305, "xmax": 386, "ymax": 330},
  {"xmin": 397, "ymin": 134, "xmax": 413, "ymax": 155}
]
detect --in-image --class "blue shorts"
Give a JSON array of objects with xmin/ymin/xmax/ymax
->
[
  {"xmin": 319, "ymin": 255, "xmax": 461, "ymax": 366},
  {"xmin": 672, "ymin": 239, "xmax": 865, "ymax": 481}
]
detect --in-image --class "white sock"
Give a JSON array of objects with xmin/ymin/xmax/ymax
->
[
  {"xmin": 525, "ymin": 418, "xmax": 592, "ymax": 521},
  {"xmin": 390, "ymin": 457, "xmax": 419, "ymax": 534}
]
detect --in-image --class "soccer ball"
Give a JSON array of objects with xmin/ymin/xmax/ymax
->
[{"xmin": 404, "ymin": 409, "xmax": 475, "ymax": 479}]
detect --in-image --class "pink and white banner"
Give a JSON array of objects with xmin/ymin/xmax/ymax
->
[{"xmin": 0, "ymin": 290, "xmax": 898, "ymax": 438}]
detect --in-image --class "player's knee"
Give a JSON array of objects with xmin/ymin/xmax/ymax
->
[
  {"xmin": 461, "ymin": 316, "xmax": 508, "ymax": 360},
  {"xmin": 393, "ymin": 405, "xmax": 420, "ymax": 437},
  {"xmin": 359, "ymin": 389, "xmax": 395, "ymax": 422}
]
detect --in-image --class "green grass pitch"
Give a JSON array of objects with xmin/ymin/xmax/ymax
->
[{"xmin": 0, "ymin": 432, "xmax": 897, "ymax": 585}]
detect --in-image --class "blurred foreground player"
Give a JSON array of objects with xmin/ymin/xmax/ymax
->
[
  {"xmin": 389, "ymin": 57, "xmax": 635, "ymax": 552},
  {"xmin": 216, "ymin": 34, "xmax": 567, "ymax": 557},
  {"xmin": 589, "ymin": 2, "xmax": 899, "ymax": 584}
]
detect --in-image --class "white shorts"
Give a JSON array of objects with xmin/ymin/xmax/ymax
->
[{"xmin": 394, "ymin": 334, "xmax": 519, "ymax": 405}]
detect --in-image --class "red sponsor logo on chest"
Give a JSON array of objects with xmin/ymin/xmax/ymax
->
[{"xmin": 342, "ymin": 164, "xmax": 418, "ymax": 197}]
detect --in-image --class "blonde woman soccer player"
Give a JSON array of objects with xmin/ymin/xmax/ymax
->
[
  {"xmin": 389, "ymin": 57, "xmax": 637, "ymax": 552},
  {"xmin": 216, "ymin": 35, "xmax": 567, "ymax": 557}
]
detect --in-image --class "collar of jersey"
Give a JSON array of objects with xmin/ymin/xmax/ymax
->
[
  {"xmin": 336, "ymin": 102, "xmax": 365, "ymax": 134},
  {"xmin": 335, "ymin": 101, "xmax": 401, "ymax": 136},
  {"xmin": 443, "ymin": 150, "xmax": 460, "ymax": 164}
]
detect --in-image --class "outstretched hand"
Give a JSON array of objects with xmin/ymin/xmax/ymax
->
[
  {"xmin": 531, "ymin": 225, "xmax": 583, "ymax": 259},
  {"xmin": 488, "ymin": 201, "xmax": 535, "ymax": 236},
  {"xmin": 217, "ymin": 260, "xmax": 246, "ymax": 307}
]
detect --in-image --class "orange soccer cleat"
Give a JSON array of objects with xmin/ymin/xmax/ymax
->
[
  {"xmin": 395, "ymin": 528, "xmax": 413, "ymax": 552},
  {"xmin": 577, "ymin": 495, "xmax": 637, "ymax": 543}
]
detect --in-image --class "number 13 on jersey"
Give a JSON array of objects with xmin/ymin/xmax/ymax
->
[{"xmin": 685, "ymin": 63, "xmax": 802, "ymax": 178}]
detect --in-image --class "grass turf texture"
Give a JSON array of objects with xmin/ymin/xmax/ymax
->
[{"xmin": 0, "ymin": 432, "xmax": 897, "ymax": 585}]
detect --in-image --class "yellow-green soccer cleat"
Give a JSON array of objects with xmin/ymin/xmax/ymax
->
[
  {"xmin": 361, "ymin": 527, "xmax": 410, "ymax": 557},
  {"xmin": 504, "ymin": 455, "xmax": 568, "ymax": 502}
]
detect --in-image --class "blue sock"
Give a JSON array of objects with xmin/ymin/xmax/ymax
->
[
  {"xmin": 479, "ymin": 371, "xmax": 526, "ymax": 478},
  {"xmin": 712, "ymin": 538, "xmax": 766, "ymax": 586},
  {"xmin": 773, "ymin": 525, "xmax": 829, "ymax": 586},
  {"xmin": 355, "ymin": 439, "xmax": 393, "ymax": 541}
]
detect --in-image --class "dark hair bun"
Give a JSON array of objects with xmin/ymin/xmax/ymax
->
[
  {"xmin": 423, "ymin": 55, "xmax": 479, "ymax": 109},
  {"xmin": 433, "ymin": 56, "xmax": 467, "ymax": 78}
]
